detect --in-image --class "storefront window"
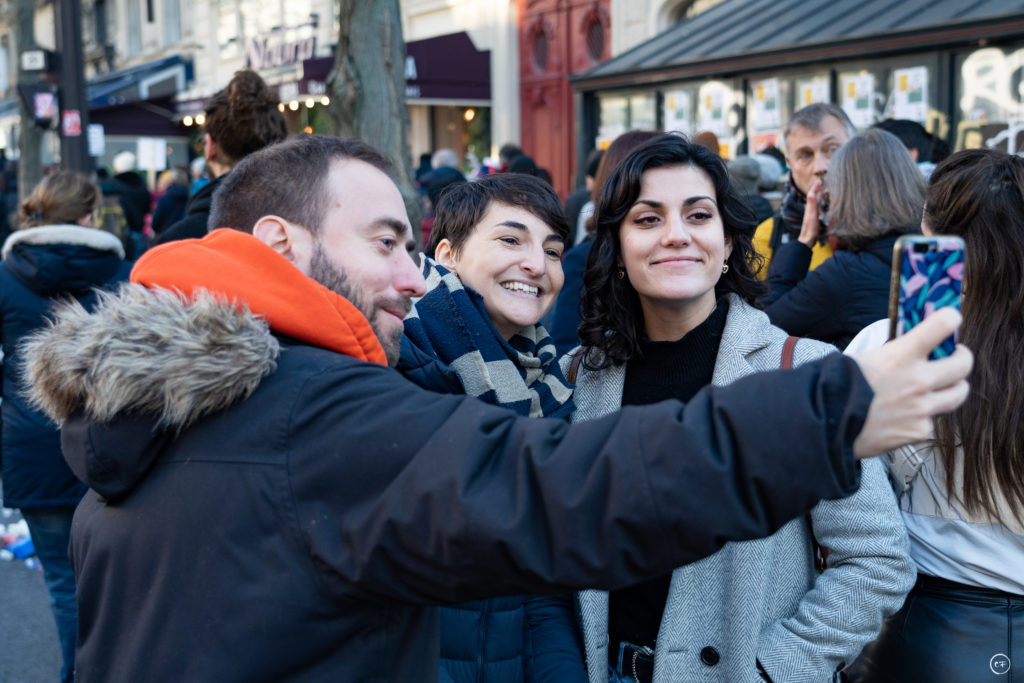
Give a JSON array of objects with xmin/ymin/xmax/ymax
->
[
  {"xmin": 696, "ymin": 80, "xmax": 741, "ymax": 158},
  {"xmin": 956, "ymin": 45, "xmax": 1024, "ymax": 153},
  {"xmin": 663, "ymin": 86, "xmax": 696, "ymax": 135},
  {"xmin": 597, "ymin": 95, "xmax": 628, "ymax": 147},
  {"xmin": 596, "ymin": 93, "xmax": 657, "ymax": 148},
  {"xmin": 839, "ymin": 70, "xmax": 878, "ymax": 129},
  {"xmin": 629, "ymin": 94, "xmax": 656, "ymax": 131}
]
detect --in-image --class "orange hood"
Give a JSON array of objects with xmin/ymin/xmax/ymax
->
[{"xmin": 131, "ymin": 228, "xmax": 386, "ymax": 365}]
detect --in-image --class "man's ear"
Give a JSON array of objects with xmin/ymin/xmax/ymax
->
[
  {"xmin": 433, "ymin": 238, "xmax": 458, "ymax": 272},
  {"xmin": 252, "ymin": 216, "xmax": 314, "ymax": 275}
]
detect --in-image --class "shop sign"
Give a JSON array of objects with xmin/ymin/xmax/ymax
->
[{"xmin": 247, "ymin": 29, "xmax": 316, "ymax": 73}]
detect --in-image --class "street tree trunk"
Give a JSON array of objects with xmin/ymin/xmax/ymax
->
[
  {"xmin": 327, "ymin": 0, "xmax": 421, "ymax": 245},
  {"xmin": 15, "ymin": 0, "xmax": 43, "ymax": 207}
]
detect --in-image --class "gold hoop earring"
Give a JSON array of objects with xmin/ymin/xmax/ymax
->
[
  {"xmin": 722, "ymin": 262, "xmax": 730, "ymax": 274},
  {"xmin": 617, "ymin": 267, "xmax": 625, "ymax": 280}
]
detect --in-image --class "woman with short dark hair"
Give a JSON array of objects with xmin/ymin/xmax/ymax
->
[
  {"xmin": 399, "ymin": 172, "xmax": 587, "ymax": 682},
  {"xmin": 569, "ymin": 133, "xmax": 914, "ymax": 683}
]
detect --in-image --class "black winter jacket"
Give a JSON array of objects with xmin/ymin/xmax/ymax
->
[
  {"xmin": 108, "ymin": 172, "xmax": 151, "ymax": 232},
  {"xmin": 764, "ymin": 233, "xmax": 907, "ymax": 349},
  {"xmin": 35, "ymin": 287, "xmax": 867, "ymax": 682},
  {"xmin": 151, "ymin": 184, "xmax": 190, "ymax": 234},
  {"xmin": 153, "ymin": 174, "xmax": 222, "ymax": 245},
  {"xmin": 0, "ymin": 225, "xmax": 130, "ymax": 508}
]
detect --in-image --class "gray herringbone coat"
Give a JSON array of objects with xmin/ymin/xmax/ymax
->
[{"xmin": 565, "ymin": 295, "xmax": 915, "ymax": 683}]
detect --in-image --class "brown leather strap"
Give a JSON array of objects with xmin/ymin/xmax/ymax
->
[
  {"xmin": 567, "ymin": 348, "xmax": 587, "ymax": 384},
  {"xmin": 778, "ymin": 334, "xmax": 830, "ymax": 571},
  {"xmin": 780, "ymin": 335, "xmax": 798, "ymax": 370}
]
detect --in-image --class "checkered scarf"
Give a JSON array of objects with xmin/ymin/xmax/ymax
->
[
  {"xmin": 403, "ymin": 257, "xmax": 574, "ymax": 418},
  {"xmin": 778, "ymin": 174, "xmax": 808, "ymax": 236}
]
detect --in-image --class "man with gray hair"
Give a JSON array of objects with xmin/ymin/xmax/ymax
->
[
  {"xmin": 431, "ymin": 147, "xmax": 460, "ymax": 170},
  {"xmin": 753, "ymin": 102, "xmax": 856, "ymax": 277}
]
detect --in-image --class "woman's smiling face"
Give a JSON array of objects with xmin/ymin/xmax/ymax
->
[
  {"xmin": 435, "ymin": 202, "xmax": 565, "ymax": 340},
  {"xmin": 619, "ymin": 164, "xmax": 732, "ymax": 330}
]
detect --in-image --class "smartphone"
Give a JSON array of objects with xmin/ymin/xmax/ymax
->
[{"xmin": 887, "ymin": 235, "xmax": 965, "ymax": 359}]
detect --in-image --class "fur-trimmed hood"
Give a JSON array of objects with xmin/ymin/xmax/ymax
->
[
  {"xmin": 2, "ymin": 224, "xmax": 125, "ymax": 260},
  {"xmin": 1, "ymin": 224, "xmax": 127, "ymax": 297},
  {"xmin": 22, "ymin": 283, "xmax": 280, "ymax": 498},
  {"xmin": 23, "ymin": 283, "xmax": 280, "ymax": 431}
]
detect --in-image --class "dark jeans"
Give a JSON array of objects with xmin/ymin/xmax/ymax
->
[
  {"xmin": 22, "ymin": 506, "xmax": 77, "ymax": 683},
  {"xmin": 849, "ymin": 574, "xmax": 1024, "ymax": 682}
]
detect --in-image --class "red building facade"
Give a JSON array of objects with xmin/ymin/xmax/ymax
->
[{"xmin": 518, "ymin": 0, "xmax": 610, "ymax": 198}]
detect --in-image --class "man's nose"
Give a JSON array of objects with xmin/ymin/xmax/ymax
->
[
  {"xmin": 397, "ymin": 251, "xmax": 426, "ymax": 297},
  {"xmin": 813, "ymin": 152, "xmax": 830, "ymax": 176}
]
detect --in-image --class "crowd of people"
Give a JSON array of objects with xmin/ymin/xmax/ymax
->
[{"xmin": 2, "ymin": 66, "xmax": 1018, "ymax": 683}]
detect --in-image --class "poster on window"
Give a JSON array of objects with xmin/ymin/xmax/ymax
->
[
  {"xmin": 137, "ymin": 137, "xmax": 168, "ymax": 171},
  {"xmin": 892, "ymin": 67, "xmax": 928, "ymax": 122},
  {"xmin": 796, "ymin": 79, "xmax": 829, "ymax": 108},
  {"xmin": 751, "ymin": 78, "xmax": 781, "ymax": 130},
  {"xmin": 663, "ymin": 90, "xmax": 692, "ymax": 134},
  {"xmin": 841, "ymin": 74, "xmax": 875, "ymax": 128},
  {"xmin": 698, "ymin": 90, "xmax": 727, "ymax": 137}
]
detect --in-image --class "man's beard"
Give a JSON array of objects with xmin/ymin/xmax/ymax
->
[{"xmin": 309, "ymin": 242, "xmax": 409, "ymax": 366}]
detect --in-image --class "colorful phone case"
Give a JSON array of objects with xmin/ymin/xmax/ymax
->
[{"xmin": 895, "ymin": 236, "xmax": 964, "ymax": 359}]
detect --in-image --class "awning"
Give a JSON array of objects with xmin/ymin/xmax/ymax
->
[
  {"xmin": 405, "ymin": 31, "xmax": 490, "ymax": 102},
  {"xmin": 572, "ymin": 0, "xmax": 1024, "ymax": 90},
  {"xmin": 90, "ymin": 96, "xmax": 187, "ymax": 137},
  {"xmin": 89, "ymin": 55, "xmax": 192, "ymax": 108}
]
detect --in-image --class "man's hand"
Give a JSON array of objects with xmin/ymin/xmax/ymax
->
[
  {"xmin": 798, "ymin": 179, "xmax": 825, "ymax": 246},
  {"xmin": 851, "ymin": 308, "xmax": 972, "ymax": 458}
]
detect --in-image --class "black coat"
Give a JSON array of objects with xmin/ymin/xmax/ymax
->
[
  {"xmin": 0, "ymin": 226, "xmax": 130, "ymax": 508},
  {"xmin": 109, "ymin": 172, "xmax": 151, "ymax": 232},
  {"xmin": 153, "ymin": 174, "xmax": 222, "ymax": 245},
  {"xmin": 543, "ymin": 239, "xmax": 591, "ymax": 355},
  {"xmin": 45, "ymin": 280, "xmax": 868, "ymax": 681},
  {"xmin": 764, "ymin": 233, "xmax": 905, "ymax": 349},
  {"xmin": 64, "ymin": 352, "xmax": 867, "ymax": 680},
  {"xmin": 151, "ymin": 184, "xmax": 190, "ymax": 234}
]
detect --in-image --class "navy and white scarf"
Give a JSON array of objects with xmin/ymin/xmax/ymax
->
[{"xmin": 403, "ymin": 257, "xmax": 574, "ymax": 419}]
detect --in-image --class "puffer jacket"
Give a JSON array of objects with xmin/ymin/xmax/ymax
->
[
  {"xmin": 22, "ymin": 229, "xmax": 871, "ymax": 681},
  {"xmin": 763, "ymin": 232, "xmax": 909, "ymax": 349},
  {"xmin": 0, "ymin": 224, "xmax": 130, "ymax": 508}
]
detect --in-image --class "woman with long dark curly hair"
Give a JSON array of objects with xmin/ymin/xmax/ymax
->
[
  {"xmin": 847, "ymin": 148, "xmax": 1024, "ymax": 682},
  {"xmin": 567, "ymin": 133, "xmax": 915, "ymax": 683}
]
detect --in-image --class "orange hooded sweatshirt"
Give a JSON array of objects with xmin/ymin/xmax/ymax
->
[{"xmin": 130, "ymin": 228, "xmax": 386, "ymax": 365}]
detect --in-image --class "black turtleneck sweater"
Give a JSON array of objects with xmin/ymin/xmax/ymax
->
[{"xmin": 608, "ymin": 298, "xmax": 729, "ymax": 657}]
